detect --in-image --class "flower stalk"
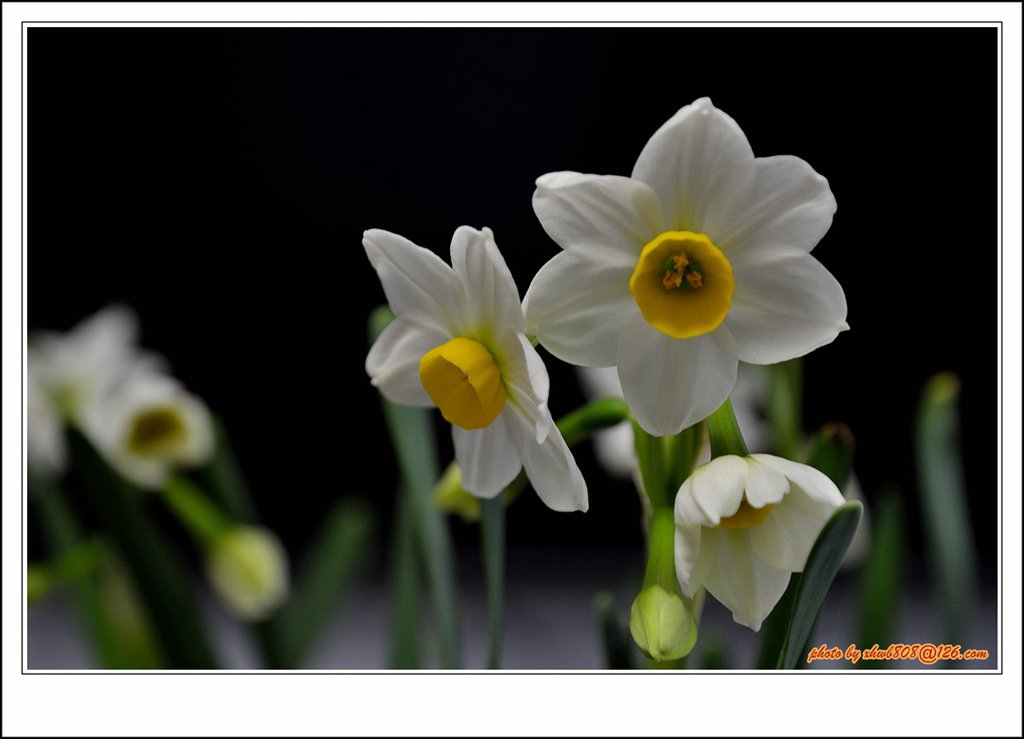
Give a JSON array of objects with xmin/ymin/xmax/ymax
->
[{"xmin": 706, "ymin": 398, "xmax": 750, "ymax": 459}]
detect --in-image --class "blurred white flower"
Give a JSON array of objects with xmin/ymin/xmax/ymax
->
[
  {"xmin": 28, "ymin": 305, "xmax": 159, "ymax": 421},
  {"xmin": 526, "ymin": 97, "xmax": 848, "ymax": 436},
  {"xmin": 26, "ymin": 369, "xmax": 66, "ymax": 476},
  {"xmin": 674, "ymin": 454, "xmax": 845, "ymax": 630},
  {"xmin": 81, "ymin": 370, "xmax": 214, "ymax": 490},
  {"xmin": 206, "ymin": 526, "xmax": 289, "ymax": 622},
  {"xmin": 365, "ymin": 226, "xmax": 587, "ymax": 512}
]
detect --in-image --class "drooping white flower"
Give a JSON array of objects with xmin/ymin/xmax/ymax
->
[
  {"xmin": 674, "ymin": 454, "xmax": 845, "ymax": 630},
  {"xmin": 525, "ymin": 97, "xmax": 848, "ymax": 436},
  {"xmin": 206, "ymin": 526, "xmax": 290, "ymax": 622},
  {"xmin": 365, "ymin": 226, "xmax": 587, "ymax": 512},
  {"xmin": 81, "ymin": 370, "xmax": 214, "ymax": 490}
]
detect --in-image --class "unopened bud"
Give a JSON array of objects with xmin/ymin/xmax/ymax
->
[
  {"xmin": 206, "ymin": 526, "xmax": 289, "ymax": 621},
  {"xmin": 629, "ymin": 584, "xmax": 697, "ymax": 662}
]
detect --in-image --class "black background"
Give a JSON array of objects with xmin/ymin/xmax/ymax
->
[{"xmin": 28, "ymin": 27, "xmax": 998, "ymax": 577}]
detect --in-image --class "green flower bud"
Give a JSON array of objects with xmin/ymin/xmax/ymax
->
[
  {"xmin": 432, "ymin": 463, "xmax": 481, "ymax": 523},
  {"xmin": 629, "ymin": 584, "xmax": 697, "ymax": 662},
  {"xmin": 206, "ymin": 526, "xmax": 289, "ymax": 621}
]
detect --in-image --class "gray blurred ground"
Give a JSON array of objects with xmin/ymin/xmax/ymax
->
[{"xmin": 27, "ymin": 548, "xmax": 998, "ymax": 671}]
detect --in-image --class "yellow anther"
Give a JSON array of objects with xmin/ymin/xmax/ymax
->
[
  {"xmin": 662, "ymin": 271, "xmax": 683, "ymax": 290},
  {"xmin": 686, "ymin": 271, "xmax": 703, "ymax": 290},
  {"xmin": 419, "ymin": 337, "xmax": 506, "ymax": 430},
  {"xmin": 671, "ymin": 253, "xmax": 690, "ymax": 271}
]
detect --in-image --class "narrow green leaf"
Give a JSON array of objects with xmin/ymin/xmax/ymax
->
[
  {"xmin": 480, "ymin": 493, "xmax": 506, "ymax": 669},
  {"xmin": 69, "ymin": 429, "xmax": 218, "ymax": 669},
  {"xmin": 370, "ymin": 305, "xmax": 461, "ymax": 668},
  {"xmin": 594, "ymin": 592, "xmax": 636, "ymax": 670},
  {"xmin": 388, "ymin": 486, "xmax": 420, "ymax": 669},
  {"xmin": 777, "ymin": 501, "xmax": 863, "ymax": 670},
  {"xmin": 856, "ymin": 488, "xmax": 906, "ymax": 668},
  {"xmin": 915, "ymin": 372, "xmax": 977, "ymax": 645},
  {"xmin": 260, "ymin": 500, "xmax": 374, "ymax": 668},
  {"xmin": 804, "ymin": 422, "xmax": 855, "ymax": 490}
]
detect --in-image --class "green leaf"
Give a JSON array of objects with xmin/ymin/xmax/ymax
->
[
  {"xmin": 370, "ymin": 305, "xmax": 462, "ymax": 668},
  {"xmin": 68, "ymin": 430, "xmax": 218, "ymax": 668},
  {"xmin": 856, "ymin": 488, "xmax": 906, "ymax": 667},
  {"xmin": 260, "ymin": 500, "xmax": 374, "ymax": 668},
  {"xmin": 768, "ymin": 359, "xmax": 803, "ymax": 460},
  {"xmin": 777, "ymin": 501, "xmax": 863, "ymax": 670},
  {"xmin": 31, "ymin": 474, "xmax": 163, "ymax": 668},
  {"xmin": 388, "ymin": 485, "xmax": 420, "ymax": 669},
  {"xmin": 915, "ymin": 372, "xmax": 977, "ymax": 646},
  {"xmin": 480, "ymin": 493, "xmax": 506, "ymax": 669}
]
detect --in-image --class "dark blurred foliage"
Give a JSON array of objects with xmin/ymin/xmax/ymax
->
[{"xmin": 27, "ymin": 27, "xmax": 996, "ymax": 577}]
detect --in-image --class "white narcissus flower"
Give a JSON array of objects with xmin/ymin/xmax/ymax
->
[
  {"xmin": 526, "ymin": 97, "xmax": 848, "ymax": 436},
  {"xmin": 675, "ymin": 454, "xmax": 846, "ymax": 630},
  {"xmin": 81, "ymin": 371, "xmax": 214, "ymax": 490},
  {"xmin": 364, "ymin": 226, "xmax": 587, "ymax": 512},
  {"xmin": 206, "ymin": 526, "xmax": 290, "ymax": 622}
]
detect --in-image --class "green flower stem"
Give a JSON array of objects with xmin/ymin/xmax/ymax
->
[
  {"xmin": 706, "ymin": 398, "xmax": 750, "ymax": 460},
  {"xmin": 642, "ymin": 508, "xmax": 678, "ymax": 592},
  {"xmin": 557, "ymin": 397, "xmax": 632, "ymax": 446},
  {"xmin": 769, "ymin": 359, "xmax": 803, "ymax": 460},
  {"xmin": 480, "ymin": 492, "xmax": 506, "ymax": 669},
  {"xmin": 160, "ymin": 475, "xmax": 231, "ymax": 545}
]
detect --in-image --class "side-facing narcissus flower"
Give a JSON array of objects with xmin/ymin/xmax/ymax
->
[
  {"xmin": 81, "ymin": 370, "xmax": 214, "ymax": 490},
  {"xmin": 525, "ymin": 97, "xmax": 848, "ymax": 435},
  {"xmin": 365, "ymin": 226, "xmax": 587, "ymax": 512},
  {"xmin": 675, "ymin": 454, "xmax": 845, "ymax": 630}
]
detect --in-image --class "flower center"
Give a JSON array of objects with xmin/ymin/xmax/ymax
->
[
  {"xmin": 629, "ymin": 231, "xmax": 734, "ymax": 339},
  {"xmin": 717, "ymin": 498, "xmax": 774, "ymax": 529},
  {"xmin": 419, "ymin": 337, "xmax": 506, "ymax": 430},
  {"xmin": 127, "ymin": 406, "xmax": 187, "ymax": 458}
]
